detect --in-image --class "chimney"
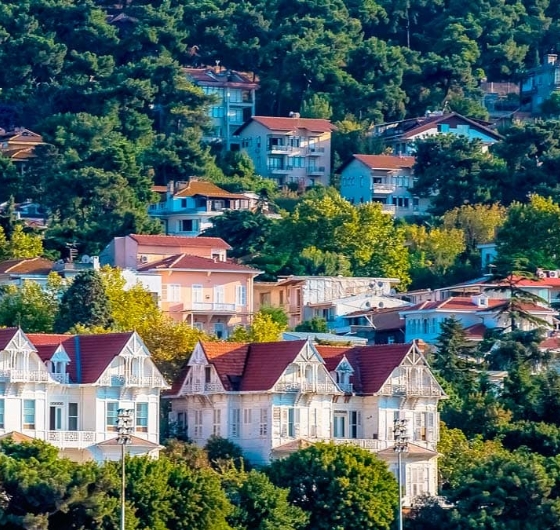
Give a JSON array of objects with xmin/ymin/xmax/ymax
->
[
  {"xmin": 289, "ymin": 111, "xmax": 300, "ymax": 119},
  {"xmin": 546, "ymin": 54, "xmax": 558, "ymax": 65}
]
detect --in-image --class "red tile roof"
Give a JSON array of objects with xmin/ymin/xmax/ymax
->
[
  {"xmin": 129, "ymin": 234, "xmax": 231, "ymax": 250},
  {"xmin": 138, "ymin": 253, "xmax": 260, "ymax": 273},
  {"xmin": 352, "ymin": 154, "xmax": 415, "ymax": 170},
  {"xmin": 96, "ymin": 435, "xmax": 160, "ymax": 447},
  {"xmin": 235, "ymin": 116, "xmax": 336, "ymax": 135},
  {"xmin": 202, "ymin": 342, "xmax": 250, "ymax": 390},
  {"xmin": 0, "ymin": 328, "xmax": 18, "ymax": 350},
  {"xmin": 317, "ymin": 343, "xmax": 413, "ymax": 394},
  {"xmin": 0, "ymin": 258, "xmax": 54, "ymax": 275},
  {"xmin": 464, "ymin": 323, "xmax": 488, "ymax": 340},
  {"xmin": 240, "ymin": 341, "xmax": 309, "ymax": 391},
  {"xmin": 27, "ymin": 332, "xmax": 133, "ymax": 384},
  {"xmin": 173, "ymin": 180, "xmax": 247, "ymax": 199},
  {"xmin": 402, "ymin": 297, "xmax": 506, "ymax": 312}
]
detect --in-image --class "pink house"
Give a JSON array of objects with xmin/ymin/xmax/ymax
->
[{"xmin": 100, "ymin": 234, "xmax": 260, "ymax": 338}]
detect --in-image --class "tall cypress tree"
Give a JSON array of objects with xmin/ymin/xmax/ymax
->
[{"xmin": 54, "ymin": 270, "xmax": 113, "ymax": 333}]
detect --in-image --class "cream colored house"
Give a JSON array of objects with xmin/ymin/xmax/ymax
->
[
  {"xmin": 234, "ymin": 115, "xmax": 336, "ymax": 187},
  {"xmin": 0, "ymin": 328, "xmax": 168, "ymax": 462},
  {"xmin": 167, "ymin": 339, "xmax": 445, "ymax": 505}
]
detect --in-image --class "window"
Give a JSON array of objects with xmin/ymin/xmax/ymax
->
[
  {"xmin": 177, "ymin": 412, "xmax": 187, "ymax": 435},
  {"xmin": 214, "ymin": 322, "xmax": 226, "ymax": 339},
  {"xmin": 68, "ymin": 403, "xmax": 78, "ymax": 431},
  {"xmin": 194, "ymin": 410, "xmax": 203, "ymax": 438},
  {"xmin": 236, "ymin": 285, "xmax": 247, "ymax": 306},
  {"xmin": 228, "ymin": 108, "xmax": 244, "ymax": 123},
  {"xmin": 259, "ymin": 409, "xmax": 268, "ymax": 437},
  {"xmin": 0, "ymin": 399, "xmax": 4, "ymax": 429},
  {"xmin": 231, "ymin": 408, "xmax": 240, "ymax": 437},
  {"xmin": 205, "ymin": 366, "xmax": 212, "ymax": 384},
  {"xmin": 229, "ymin": 89, "xmax": 242, "ymax": 103},
  {"xmin": 214, "ymin": 286, "xmax": 225, "ymax": 304},
  {"xmin": 279, "ymin": 290, "xmax": 284, "ymax": 305},
  {"xmin": 211, "ymin": 105, "xmax": 225, "ymax": 118},
  {"xmin": 181, "ymin": 198, "xmax": 187, "ymax": 208},
  {"xmin": 292, "ymin": 156, "xmax": 305, "ymax": 168},
  {"xmin": 23, "ymin": 400, "xmax": 35, "ymax": 430},
  {"xmin": 288, "ymin": 136, "xmax": 301, "ymax": 148},
  {"xmin": 163, "ymin": 284, "xmax": 181, "ymax": 303},
  {"xmin": 267, "ymin": 156, "xmax": 284, "ymax": 170},
  {"xmin": 414, "ymin": 412, "xmax": 434, "ymax": 441},
  {"xmin": 213, "ymin": 409, "xmax": 221, "ymax": 436},
  {"xmin": 136, "ymin": 403, "xmax": 148, "ymax": 432},
  {"xmin": 243, "ymin": 408, "xmax": 252, "ymax": 425},
  {"xmin": 192, "ymin": 285, "xmax": 203, "ymax": 304},
  {"xmin": 333, "ymin": 411, "xmax": 346, "ymax": 438},
  {"xmin": 179, "ymin": 219, "xmax": 199, "ymax": 233},
  {"xmin": 350, "ymin": 411, "xmax": 361, "ymax": 439},
  {"xmin": 410, "ymin": 467, "xmax": 429, "ymax": 498},
  {"xmin": 106, "ymin": 402, "xmax": 118, "ymax": 431}
]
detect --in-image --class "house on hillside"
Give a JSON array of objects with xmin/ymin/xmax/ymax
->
[
  {"xmin": 372, "ymin": 112, "xmax": 502, "ymax": 155},
  {"xmin": 520, "ymin": 54, "xmax": 560, "ymax": 115},
  {"xmin": 254, "ymin": 276, "xmax": 401, "ymax": 329},
  {"xmin": 233, "ymin": 115, "xmax": 336, "ymax": 187},
  {"xmin": 338, "ymin": 154, "xmax": 430, "ymax": 217},
  {"xmin": 400, "ymin": 295, "xmax": 557, "ymax": 343},
  {"xmin": 184, "ymin": 67, "xmax": 259, "ymax": 148},
  {"xmin": 0, "ymin": 328, "xmax": 168, "ymax": 462},
  {"xmin": 166, "ymin": 339, "xmax": 445, "ymax": 506},
  {"xmin": 340, "ymin": 307, "xmax": 406, "ymax": 344},
  {"xmin": 0, "ymin": 258, "xmax": 54, "ymax": 287},
  {"xmin": 148, "ymin": 180, "xmax": 253, "ymax": 236},
  {"xmin": 101, "ymin": 234, "xmax": 259, "ymax": 334},
  {"xmin": 0, "ymin": 128, "xmax": 44, "ymax": 164}
]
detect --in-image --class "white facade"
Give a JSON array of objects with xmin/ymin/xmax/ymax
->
[
  {"xmin": 167, "ymin": 340, "xmax": 444, "ymax": 506},
  {"xmin": 234, "ymin": 116, "xmax": 335, "ymax": 187},
  {"xmin": 0, "ymin": 328, "xmax": 168, "ymax": 462},
  {"xmin": 339, "ymin": 155, "xmax": 430, "ymax": 217}
]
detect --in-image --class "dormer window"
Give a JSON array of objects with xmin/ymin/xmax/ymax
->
[
  {"xmin": 335, "ymin": 357, "xmax": 355, "ymax": 392},
  {"xmin": 47, "ymin": 347, "xmax": 71, "ymax": 383}
]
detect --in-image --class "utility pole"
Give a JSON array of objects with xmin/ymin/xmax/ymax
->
[
  {"xmin": 394, "ymin": 418, "xmax": 409, "ymax": 530},
  {"xmin": 117, "ymin": 409, "xmax": 133, "ymax": 530}
]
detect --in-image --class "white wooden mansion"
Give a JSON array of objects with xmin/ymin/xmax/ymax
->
[
  {"xmin": 166, "ymin": 339, "xmax": 445, "ymax": 505},
  {"xmin": 0, "ymin": 328, "xmax": 168, "ymax": 462}
]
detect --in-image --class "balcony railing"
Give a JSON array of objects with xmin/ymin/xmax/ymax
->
[
  {"xmin": 274, "ymin": 381, "xmax": 339, "ymax": 393},
  {"xmin": 0, "ymin": 369, "xmax": 50, "ymax": 383},
  {"xmin": 269, "ymin": 167, "xmax": 292, "ymax": 174},
  {"xmin": 183, "ymin": 382, "xmax": 224, "ymax": 393},
  {"xmin": 267, "ymin": 145, "xmax": 292, "ymax": 153},
  {"xmin": 307, "ymin": 166, "xmax": 325, "ymax": 174},
  {"xmin": 371, "ymin": 184, "xmax": 396, "ymax": 194},
  {"xmin": 97, "ymin": 374, "xmax": 166, "ymax": 387},
  {"xmin": 46, "ymin": 430, "xmax": 96, "ymax": 449},
  {"xmin": 381, "ymin": 204, "xmax": 396, "ymax": 214},
  {"xmin": 332, "ymin": 438, "xmax": 381, "ymax": 451},
  {"xmin": 189, "ymin": 302, "xmax": 236, "ymax": 312},
  {"xmin": 50, "ymin": 373, "xmax": 70, "ymax": 384},
  {"xmin": 307, "ymin": 147, "xmax": 325, "ymax": 155},
  {"xmin": 381, "ymin": 384, "xmax": 441, "ymax": 396},
  {"xmin": 338, "ymin": 382, "xmax": 353, "ymax": 393}
]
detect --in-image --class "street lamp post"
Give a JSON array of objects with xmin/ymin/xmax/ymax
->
[
  {"xmin": 394, "ymin": 418, "xmax": 409, "ymax": 530},
  {"xmin": 117, "ymin": 408, "xmax": 133, "ymax": 530}
]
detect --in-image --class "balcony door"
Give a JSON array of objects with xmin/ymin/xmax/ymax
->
[{"xmin": 49, "ymin": 404, "xmax": 63, "ymax": 430}]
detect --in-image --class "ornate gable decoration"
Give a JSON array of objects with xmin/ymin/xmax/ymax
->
[
  {"xmin": 336, "ymin": 355, "xmax": 354, "ymax": 374},
  {"xmin": 189, "ymin": 342, "xmax": 208, "ymax": 366},
  {"xmin": 5, "ymin": 329, "xmax": 36, "ymax": 354},
  {"xmin": 121, "ymin": 332, "xmax": 150, "ymax": 358},
  {"xmin": 50, "ymin": 346, "xmax": 71, "ymax": 363}
]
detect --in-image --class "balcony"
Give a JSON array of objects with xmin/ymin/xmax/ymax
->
[
  {"xmin": 332, "ymin": 438, "xmax": 380, "ymax": 451},
  {"xmin": 307, "ymin": 166, "xmax": 325, "ymax": 175},
  {"xmin": 381, "ymin": 383, "xmax": 442, "ymax": 396},
  {"xmin": 97, "ymin": 374, "xmax": 166, "ymax": 387},
  {"xmin": 269, "ymin": 167, "xmax": 292, "ymax": 174},
  {"xmin": 371, "ymin": 183, "xmax": 396, "ymax": 194},
  {"xmin": 0, "ymin": 369, "xmax": 50, "ymax": 383},
  {"xmin": 267, "ymin": 145, "xmax": 292, "ymax": 154},
  {"xmin": 381, "ymin": 204, "xmax": 396, "ymax": 215},
  {"xmin": 183, "ymin": 382, "xmax": 224, "ymax": 393},
  {"xmin": 274, "ymin": 381, "xmax": 339, "ymax": 393},
  {"xmin": 50, "ymin": 373, "xmax": 70, "ymax": 384},
  {"xmin": 307, "ymin": 147, "xmax": 325, "ymax": 155},
  {"xmin": 189, "ymin": 302, "xmax": 236, "ymax": 313},
  {"xmin": 338, "ymin": 382, "xmax": 353, "ymax": 393},
  {"xmin": 46, "ymin": 430, "xmax": 96, "ymax": 449}
]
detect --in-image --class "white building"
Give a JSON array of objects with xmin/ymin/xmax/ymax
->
[
  {"xmin": 234, "ymin": 115, "xmax": 336, "ymax": 187},
  {"xmin": 339, "ymin": 154, "xmax": 430, "ymax": 217},
  {"xmin": 166, "ymin": 339, "xmax": 445, "ymax": 505},
  {"xmin": 0, "ymin": 328, "xmax": 168, "ymax": 462}
]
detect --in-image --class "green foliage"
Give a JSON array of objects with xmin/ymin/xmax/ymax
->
[
  {"xmin": 54, "ymin": 269, "xmax": 113, "ymax": 333},
  {"xmin": 204, "ymin": 436, "xmax": 246, "ymax": 471},
  {"xmin": 230, "ymin": 311, "xmax": 287, "ymax": 343},
  {"xmin": 258, "ymin": 306, "xmax": 289, "ymax": 329},
  {"xmin": 267, "ymin": 443, "xmax": 398, "ymax": 530},
  {"xmin": 295, "ymin": 317, "xmax": 329, "ymax": 333}
]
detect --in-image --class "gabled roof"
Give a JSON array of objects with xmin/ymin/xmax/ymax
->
[
  {"xmin": 375, "ymin": 112, "xmax": 502, "ymax": 142},
  {"xmin": 401, "ymin": 297, "xmax": 506, "ymax": 313},
  {"xmin": 202, "ymin": 342, "xmax": 250, "ymax": 390},
  {"xmin": 0, "ymin": 328, "xmax": 19, "ymax": 350},
  {"xmin": 138, "ymin": 253, "xmax": 260, "ymax": 274},
  {"xmin": 342, "ymin": 307, "xmax": 404, "ymax": 332},
  {"xmin": 96, "ymin": 435, "xmax": 161, "ymax": 448},
  {"xmin": 0, "ymin": 258, "xmax": 54, "ymax": 275},
  {"xmin": 173, "ymin": 180, "xmax": 247, "ymax": 199},
  {"xmin": 338, "ymin": 154, "xmax": 416, "ymax": 173},
  {"xmin": 234, "ymin": 116, "xmax": 336, "ymax": 136},
  {"xmin": 27, "ymin": 332, "xmax": 134, "ymax": 384},
  {"xmin": 129, "ymin": 234, "xmax": 231, "ymax": 250},
  {"xmin": 316, "ymin": 343, "xmax": 413, "ymax": 394},
  {"xmin": 240, "ymin": 341, "xmax": 309, "ymax": 391},
  {"xmin": 0, "ymin": 431, "xmax": 35, "ymax": 443}
]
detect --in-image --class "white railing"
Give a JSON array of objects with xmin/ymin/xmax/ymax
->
[
  {"xmin": 307, "ymin": 147, "xmax": 325, "ymax": 154},
  {"xmin": 183, "ymin": 382, "xmax": 223, "ymax": 393},
  {"xmin": 2, "ymin": 370, "xmax": 51, "ymax": 383},
  {"xmin": 371, "ymin": 184, "xmax": 396, "ymax": 193},
  {"xmin": 46, "ymin": 431, "xmax": 96, "ymax": 449},
  {"xmin": 381, "ymin": 204, "xmax": 396, "ymax": 214},
  {"xmin": 274, "ymin": 381, "xmax": 339, "ymax": 393},
  {"xmin": 332, "ymin": 438, "xmax": 380, "ymax": 451},
  {"xmin": 190, "ymin": 302, "xmax": 236, "ymax": 312},
  {"xmin": 98, "ymin": 374, "xmax": 165, "ymax": 387},
  {"xmin": 267, "ymin": 145, "xmax": 292, "ymax": 153},
  {"xmin": 381, "ymin": 384, "xmax": 441, "ymax": 396},
  {"xmin": 338, "ymin": 382, "xmax": 353, "ymax": 393},
  {"xmin": 49, "ymin": 373, "xmax": 70, "ymax": 384}
]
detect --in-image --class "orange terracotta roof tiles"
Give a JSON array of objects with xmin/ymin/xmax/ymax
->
[
  {"xmin": 202, "ymin": 342, "xmax": 250, "ymax": 390},
  {"xmin": 0, "ymin": 258, "xmax": 53, "ymax": 275},
  {"xmin": 129, "ymin": 234, "xmax": 231, "ymax": 250},
  {"xmin": 138, "ymin": 253, "xmax": 260, "ymax": 273},
  {"xmin": 173, "ymin": 180, "xmax": 247, "ymax": 199},
  {"xmin": 464, "ymin": 323, "xmax": 488, "ymax": 340},
  {"xmin": 235, "ymin": 116, "xmax": 336, "ymax": 135},
  {"xmin": 96, "ymin": 435, "xmax": 160, "ymax": 447},
  {"xmin": 353, "ymin": 154, "xmax": 415, "ymax": 170}
]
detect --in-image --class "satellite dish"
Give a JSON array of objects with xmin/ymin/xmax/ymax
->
[
  {"xmin": 378, "ymin": 301, "xmax": 384, "ymax": 309},
  {"xmin": 81, "ymin": 254, "xmax": 90, "ymax": 264},
  {"xmin": 365, "ymin": 301, "xmax": 371, "ymax": 308}
]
